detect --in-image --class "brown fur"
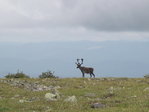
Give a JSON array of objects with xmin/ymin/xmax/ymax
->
[{"xmin": 79, "ymin": 67, "xmax": 94, "ymax": 74}]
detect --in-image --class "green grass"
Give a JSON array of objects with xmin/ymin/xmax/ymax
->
[{"xmin": 0, "ymin": 78, "xmax": 149, "ymax": 112}]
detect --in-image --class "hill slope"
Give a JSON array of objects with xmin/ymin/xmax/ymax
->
[{"xmin": 0, "ymin": 78, "xmax": 149, "ymax": 112}]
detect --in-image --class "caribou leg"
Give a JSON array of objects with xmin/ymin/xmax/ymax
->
[
  {"xmin": 90, "ymin": 73, "xmax": 92, "ymax": 78},
  {"xmin": 92, "ymin": 73, "xmax": 95, "ymax": 78},
  {"xmin": 82, "ymin": 72, "xmax": 85, "ymax": 78}
]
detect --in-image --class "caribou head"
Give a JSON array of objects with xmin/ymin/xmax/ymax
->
[
  {"xmin": 75, "ymin": 59, "xmax": 95, "ymax": 78},
  {"xmin": 76, "ymin": 58, "xmax": 83, "ymax": 68}
]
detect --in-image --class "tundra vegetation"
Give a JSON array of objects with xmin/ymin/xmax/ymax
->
[
  {"xmin": 5, "ymin": 71, "xmax": 30, "ymax": 79},
  {"xmin": 0, "ymin": 77, "xmax": 149, "ymax": 112},
  {"xmin": 39, "ymin": 71, "xmax": 58, "ymax": 79},
  {"xmin": 144, "ymin": 74, "xmax": 149, "ymax": 78}
]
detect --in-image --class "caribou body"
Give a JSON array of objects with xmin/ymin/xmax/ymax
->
[{"xmin": 75, "ymin": 59, "xmax": 95, "ymax": 78}]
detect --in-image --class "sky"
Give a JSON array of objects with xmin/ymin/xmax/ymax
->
[{"xmin": 0, "ymin": 0, "xmax": 149, "ymax": 77}]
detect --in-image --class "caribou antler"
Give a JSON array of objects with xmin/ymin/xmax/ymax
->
[
  {"xmin": 81, "ymin": 58, "xmax": 83, "ymax": 64},
  {"xmin": 77, "ymin": 59, "xmax": 80, "ymax": 63},
  {"xmin": 76, "ymin": 58, "xmax": 84, "ymax": 65}
]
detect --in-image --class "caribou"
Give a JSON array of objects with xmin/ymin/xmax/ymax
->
[{"xmin": 75, "ymin": 59, "xmax": 95, "ymax": 78}]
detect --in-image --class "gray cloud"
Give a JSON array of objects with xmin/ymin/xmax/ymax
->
[
  {"xmin": 1, "ymin": 0, "xmax": 149, "ymax": 30},
  {"xmin": 0, "ymin": 0, "xmax": 149, "ymax": 42}
]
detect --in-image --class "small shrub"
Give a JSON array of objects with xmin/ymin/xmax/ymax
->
[
  {"xmin": 144, "ymin": 74, "xmax": 149, "ymax": 78},
  {"xmin": 39, "ymin": 70, "xmax": 58, "ymax": 78},
  {"xmin": 5, "ymin": 71, "xmax": 30, "ymax": 78}
]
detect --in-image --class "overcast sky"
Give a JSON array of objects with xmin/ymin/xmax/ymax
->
[
  {"xmin": 1, "ymin": 0, "xmax": 149, "ymax": 77},
  {"xmin": 0, "ymin": 0, "xmax": 149, "ymax": 43}
]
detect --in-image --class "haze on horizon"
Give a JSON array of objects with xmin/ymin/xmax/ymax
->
[{"xmin": 0, "ymin": 0, "xmax": 149, "ymax": 78}]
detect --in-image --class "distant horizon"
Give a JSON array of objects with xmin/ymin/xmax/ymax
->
[{"xmin": 0, "ymin": 41, "xmax": 149, "ymax": 78}]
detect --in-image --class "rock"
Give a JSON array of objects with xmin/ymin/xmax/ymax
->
[
  {"xmin": 45, "ymin": 92, "xmax": 59, "ymax": 101},
  {"xmin": 19, "ymin": 99, "xmax": 31, "ymax": 103},
  {"xmin": 0, "ymin": 79, "xmax": 57, "ymax": 91},
  {"xmin": 91, "ymin": 103, "xmax": 105, "ymax": 108},
  {"xmin": 64, "ymin": 96, "xmax": 77, "ymax": 103},
  {"xmin": 19, "ymin": 99, "xmax": 25, "ymax": 103},
  {"xmin": 83, "ymin": 81, "xmax": 87, "ymax": 85},
  {"xmin": 19, "ymin": 97, "xmax": 39, "ymax": 103},
  {"xmin": 51, "ymin": 88, "xmax": 60, "ymax": 99},
  {"xmin": 108, "ymin": 87, "xmax": 114, "ymax": 94},
  {"xmin": 144, "ymin": 87, "xmax": 149, "ymax": 91},
  {"xmin": 130, "ymin": 95, "xmax": 137, "ymax": 98}
]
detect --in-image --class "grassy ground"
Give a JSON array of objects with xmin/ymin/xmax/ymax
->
[{"xmin": 0, "ymin": 78, "xmax": 149, "ymax": 112}]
